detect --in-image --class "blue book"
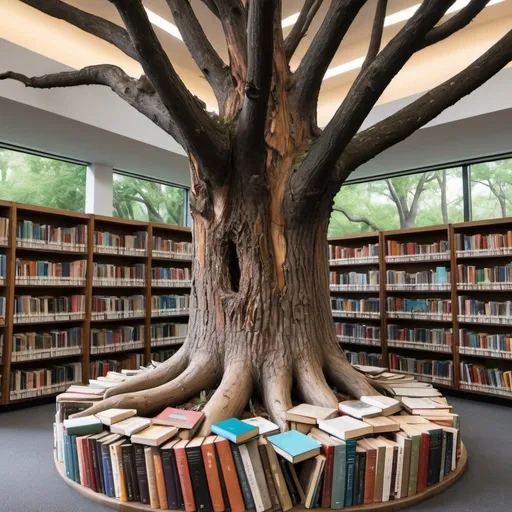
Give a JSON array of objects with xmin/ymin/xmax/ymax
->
[
  {"xmin": 71, "ymin": 436, "xmax": 80, "ymax": 483},
  {"xmin": 211, "ymin": 418, "xmax": 259, "ymax": 444},
  {"xmin": 344, "ymin": 439, "xmax": 357, "ymax": 507},
  {"xmin": 436, "ymin": 267, "xmax": 447, "ymax": 285},
  {"xmin": 64, "ymin": 434, "xmax": 72, "ymax": 479},
  {"xmin": 64, "ymin": 415, "xmax": 103, "ymax": 436},
  {"xmin": 268, "ymin": 430, "xmax": 321, "ymax": 463}
]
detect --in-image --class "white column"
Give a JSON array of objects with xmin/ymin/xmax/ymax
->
[{"xmin": 85, "ymin": 163, "xmax": 113, "ymax": 215}]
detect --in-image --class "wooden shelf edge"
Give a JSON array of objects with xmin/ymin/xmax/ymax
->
[{"xmin": 54, "ymin": 444, "xmax": 468, "ymax": 512}]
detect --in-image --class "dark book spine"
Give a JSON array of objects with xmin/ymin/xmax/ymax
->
[
  {"xmin": 101, "ymin": 444, "xmax": 114, "ymax": 497},
  {"xmin": 161, "ymin": 448, "xmax": 180, "ymax": 509},
  {"xmin": 171, "ymin": 449, "xmax": 185, "ymax": 509},
  {"xmin": 89, "ymin": 438, "xmax": 100, "ymax": 492},
  {"xmin": 279, "ymin": 458, "xmax": 299, "ymax": 506},
  {"xmin": 427, "ymin": 431, "xmax": 443, "ymax": 486},
  {"xmin": 121, "ymin": 445, "xmax": 135, "ymax": 501},
  {"xmin": 344, "ymin": 440, "xmax": 356, "ymax": 508},
  {"xmin": 187, "ymin": 446, "xmax": 214, "ymax": 512},
  {"xmin": 389, "ymin": 447, "xmax": 398, "ymax": 499},
  {"xmin": 258, "ymin": 445, "xmax": 279, "ymax": 512},
  {"xmin": 355, "ymin": 452, "xmax": 366, "ymax": 506},
  {"xmin": 71, "ymin": 436, "xmax": 80, "ymax": 484},
  {"xmin": 130, "ymin": 445, "xmax": 141, "ymax": 502},
  {"xmin": 95, "ymin": 440, "xmax": 106, "ymax": 495},
  {"xmin": 444, "ymin": 432, "xmax": 454, "ymax": 476},
  {"xmin": 313, "ymin": 471, "xmax": 323, "ymax": 508},
  {"xmin": 134, "ymin": 444, "xmax": 150, "ymax": 504},
  {"xmin": 216, "ymin": 447, "xmax": 231, "ymax": 512},
  {"xmin": 230, "ymin": 443, "xmax": 256, "ymax": 512}
]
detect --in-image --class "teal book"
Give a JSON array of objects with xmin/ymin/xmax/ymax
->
[
  {"xmin": 330, "ymin": 442, "xmax": 346, "ymax": 509},
  {"xmin": 436, "ymin": 267, "xmax": 447, "ymax": 285},
  {"xmin": 427, "ymin": 428, "xmax": 443, "ymax": 486},
  {"xmin": 71, "ymin": 436, "xmax": 80, "ymax": 483},
  {"xmin": 64, "ymin": 415, "xmax": 103, "ymax": 436},
  {"xmin": 64, "ymin": 434, "xmax": 73, "ymax": 480},
  {"xmin": 268, "ymin": 430, "xmax": 321, "ymax": 463},
  {"xmin": 343, "ymin": 439, "xmax": 357, "ymax": 507},
  {"xmin": 211, "ymin": 418, "xmax": 258, "ymax": 444}
]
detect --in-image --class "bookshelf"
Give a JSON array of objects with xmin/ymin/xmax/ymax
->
[
  {"xmin": 0, "ymin": 202, "xmax": 192, "ymax": 406},
  {"xmin": 329, "ymin": 219, "xmax": 512, "ymax": 401}
]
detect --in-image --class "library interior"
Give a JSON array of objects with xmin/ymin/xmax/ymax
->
[{"xmin": 1, "ymin": 1, "xmax": 511, "ymax": 511}]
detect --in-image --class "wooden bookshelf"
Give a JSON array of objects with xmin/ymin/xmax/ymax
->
[{"xmin": 0, "ymin": 202, "xmax": 192, "ymax": 406}]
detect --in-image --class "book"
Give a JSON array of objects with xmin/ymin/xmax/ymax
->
[
  {"xmin": 153, "ymin": 407, "xmax": 205, "ymax": 438},
  {"xmin": 242, "ymin": 416, "xmax": 280, "ymax": 436},
  {"xmin": 211, "ymin": 418, "xmax": 259, "ymax": 444},
  {"xmin": 298, "ymin": 455, "xmax": 326, "ymax": 508},
  {"xmin": 201, "ymin": 436, "xmax": 225, "ymax": 512},
  {"xmin": 358, "ymin": 439, "xmax": 377, "ymax": 504},
  {"xmin": 111, "ymin": 417, "xmax": 152, "ymax": 436},
  {"xmin": 344, "ymin": 439, "xmax": 357, "ymax": 507},
  {"xmin": 353, "ymin": 446, "xmax": 366, "ymax": 506},
  {"xmin": 365, "ymin": 438, "xmax": 385, "ymax": 502},
  {"xmin": 268, "ymin": 430, "xmax": 321, "ymax": 463},
  {"xmin": 360, "ymin": 395, "xmax": 402, "ymax": 416},
  {"xmin": 153, "ymin": 446, "xmax": 169, "ymax": 509},
  {"xmin": 394, "ymin": 432, "xmax": 412, "ymax": 499},
  {"xmin": 96, "ymin": 408, "xmax": 137, "ymax": 426},
  {"xmin": 257, "ymin": 441, "xmax": 282, "ymax": 512},
  {"xmin": 290, "ymin": 421, "xmax": 313, "ymax": 434},
  {"xmin": 377, "ymin": 438, "xmax": 394, "ymax": 502},
  {"xmin": 287, "ymin": 462, "xmax": 305, "ymax": 504},
  {"xmin": 174, "ymin": 439, "xmax": 196, "ymax": 512},
  {"xmin": 101, "ymin": 434, "xmax": 121, "ymax": 497},
  {"xmin": 133, "ymin": 443, "xmax": 150, "ymax": 504},
  {"xmin": 160, "ymin": 438, "xmax": 182, "ymax": 509},
  {"xmin": 186, "ymin": 437, "xmax": 213, "ymax": 512},
  {"xmin": 391, "ymin": 387, "xmax": 443, "ymax": 397},
  {"xmin": 145, "ymin": 446, "xmax": 160, "ymax": 508},
  {"xmin": 239, "ymin": 440, "xmax": 271, "ymax": 512},
  {"xmin": 401, "ymin": 397, "xmax": 453, "ymax": 415},
  {"xmin": 307, "ymin": 428, "xmax": 336, "ymax": 508},
  {"xmin": 230, "ymin": 443, "xmax": 256, "ymax": 511},
  {"xmin": 279, "ymin": 457, "xmax": 299, "ymax": 506},
  {"xmin": 64, "ymin": 416, "xmax": 103, "ymax": 436},
  {"xmin": 67, "ymin": 385, "xmax": 105, "ymax": 396},
  {"xmin": 215, "ymin": 436, "xmax": 246, "ymax": 512},
  {"xmin": 285, "ymin": 404, "xmax": 338, "ymax": 425},
  {"xmin": 110, "ymin": 439, "xmax": 128, "ymax": 501},
  {"xmin": 364, "ymin": 416, "xmax": 400, "ymax": 433},
  {"xmin": 121, "ymin": 443, "xmax": 140, "ymax": 502},
  {"xmin": 339, "ymin": 400, "xmax": 382, "ymax": 419},
  {"xmin": 131, "ymin": 425, "xmax": 178, "ymax": 446},
  {"xmin": 391, "ymin": 415, "xmax": 431, "ymax": 426},
  {"xmin": 329, "ymin": 436, "xmax": 347, "ymax": 509},
  {"xmin": 318, "ymin": 416, "xmax": 373, "ymax": 440}
]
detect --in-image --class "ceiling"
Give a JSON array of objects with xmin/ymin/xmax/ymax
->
[{"xmin": 2, "ymin": 0, "xmax": 512, "ymax": 120}]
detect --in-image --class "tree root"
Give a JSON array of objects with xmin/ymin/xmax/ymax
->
[
  {"xmin": 261, "ymin": 371, "xmax": 293, "ymax": 432},
  {"xmin": 295, "ymin": 358, "xmax": 339, "ymax": 409}
]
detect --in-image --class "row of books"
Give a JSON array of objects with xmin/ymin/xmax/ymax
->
[
  {"xmin": 0, "ymin": 254, "xmax": 6, "ymax": 279},
  {"xmin": 90, "ymin": 355, "xmax": 145, "ymax": 379},
  {"xmin": 386, "ymin": 240, "xmax": 449, "ymax": 261},
  {"xmin": 151, "ymin": 322, "xmax": 188, "ymax": 346},
  {"xmin": 91, "ymin": 326, "xmax": 145, "ymax": 353},
  {"xmin": 329, "ymin": 271, "xmax": 379, "ymax": 288},
  {"xmin": 15, "ymin": 259, "xmax": 86, "ymax": 284},
  {"xmin": 455, "ymin": 231, "xmax": 512, "ymax": 256},
  {"xmin": 389, "ymin": 356, "xmax": 453, "ymax": 383},
  {"xmin": 0, "ymin": 333, "xmax": 3, "ymax": 364},
  {"xmin": 92, "ymin": 295, "xmax": 145, "ymax": 319},
  {"xmin": 12, "ymin": 327, "xmax": 83, "ymax": 361},
  {"xmin": 386, "ymin": 297, "xmax": 451, "ymax": 319},
  {"xmin": 331, "ymin": 298, "xmax": 380, "ymax": 317},
  {"xmin": 456, "ymin": 263, "xmax": 512, "ymax": 288},
  {"xmin": 152, "ymin": 267, "xmax": 191, "ymax": 283},
  {"xmin": 151, "ymin": 295, "xmax": 191, "ymax": 316},
  {"xmin": 328, "ymin": 243, "xmax": 379, "ymax": 263},
  {"xmin": 460, "ymin": 362, "xmax": 512, "ymax": 395},
  {"xmin": 386, "ymin": 268, "xmax": 450, "ymax": 288},
  {"xmin": 458, "ymin": 296, "xmax": 512, "ymax": 322},
  {"xmin": 14, "ymin": 295, "xmax": 85, "ymax": 322},
  {"xmin": 459, "ymin": 329, "xmax": 512, "ymax": 357},
  {"xmin": 387, "ymin": 326, "xmax": 452, "ymax": 349},
  {"xmin": 93, "ymin": 263, "xmax": 145, "ymax": 284},
  {"xmin": 10, "ymin": 361, "xmax": 82, "ymax": 400},
  {"xmin": 17, "ymin": 220, "xmax": 86, "ymax": 251},
  {"xmin": 152, "ymin": 348, "xmax": 179, "ymax": 362},
  {"xmin": 153, "ymin": 238, "xmax": 193, "ymax": 260},
  {"xmin": 334, "ymin": 323, "xmax": 380, "ymax": 345},
  {"xmin": 94, "ymin": 231, "xmax": 148, "ymax": 254},
  {"xmin": 0, "ymin": 216, "xmax": 8, "ymax": 244},
  {"xmin": 345, "ymin": 351, "xmax": 383, "ymax": 367}
]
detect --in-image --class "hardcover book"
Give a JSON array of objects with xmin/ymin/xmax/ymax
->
[
  {"xmin": 318, "ymin": 416, "xmax": 373, "ymax": 440},
  {"xmin": 96, "ymin": 408, "xmax": 137, "ymax": 426},
  {"xmin": 338, "ymin": 400, "xmax": 382, "ymax": 419},
  {"xmin": 160, "ymin": 438, "xmax": 182, "ymax": 509},
  {"xmin": 201, "ymin": 436, "xmax": 226, "ymax": 512},
  {"xmin": 131, "ymin": 425, "xmax": 178, "ymax": 447},
  {"xmin": 186, "ymin": 437, "xmax": 214, "ymax": 512},
  {"xmin": 64, "ymin": 415, "xmax": 104, "ymax": 436},
  {"xmin": 268, "ymin": 430, "xmax": 321, "ymax": 463},
  {"xmin": 211, "ymin": 418, "xmax": 259, "ymax": 444},
  {"xmin": 153, "ymin": 407, "xmax": 205, "ymax": 437},
  {"xmin": 285, "ymin": 404, "xmax": 338, "ymax": 425},
  {"xmin": 111, "ymin": 417, "xmax": 152, "ymax": 436}
]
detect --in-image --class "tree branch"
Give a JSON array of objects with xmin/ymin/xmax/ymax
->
[
  {"xmin": 0, "ymin": 66, "xmax": 183, "ymax": 144},
  {"xmin": 332, "ymin": 206, "xmax": 380, "ymax": 231},
  {"xmin": 421, "ymin": 0, "xmax": 491, "ymax": 49},
  {"xmin": 166, "ymin": 0, "xmax": 231, "ymax": 113},
  {"xmin": 200, "ymin": 0, "xmax": 220, "ymax": 18},
  {"xmin": 386, "ymin": 180, "xmax": 406, "ymax": 226},
  {"xmin": 111, "ymin": 0, "xmax": 228, "ymax": 185},
  {"xmin": 20, "ymin": 0, "xmax": 139, "ymax": 62},
  {"xmin": 409, "ymin": 173, "xmax": 428, "ymax": 220},
  {"xmin": 361, "ymin": 0, "xmax": 387, "ymax": 71},
  {"xmin": 339, "ymin": 29, "xmax": 512, "ymax": 180},
  {"xmin": 291, "ymin": 0, "xmax": 366, "ymax": 123},
  {"xmin": 283, "ymin": 0, "xmax": 324, "ymax": 63}
]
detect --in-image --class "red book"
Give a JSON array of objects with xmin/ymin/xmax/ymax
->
[
  {"xmin": 201, "ymin": 436, "xmax": 225, "ymax": 512},
  {"xmin": 358, "ymin": 440, "xmax": 377, "ymax": 504},
  {"xmin": 173, "ymin": 440, "xmax": 196, "ymax": 512},
  {"xmin": 153, "ymin": 407, "xmax": 204, "ymax": 439},
  {"xmin": 214, "ymin": 437, "xmax": 245, "ymax": 512},
  {"xmin": 417, "ymin": 432, "xmax": 430, "ymax": 492},
  {"xmin": 82, "ymin": 436, "xmax": 93, "ymax": 489}
]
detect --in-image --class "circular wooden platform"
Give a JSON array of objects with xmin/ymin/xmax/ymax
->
[{"xmin": 55, "ymin": 444, "xmax": 468, "ymax": 512}]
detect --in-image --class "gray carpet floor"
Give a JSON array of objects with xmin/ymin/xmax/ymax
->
[{"xmin": 0, "ymin": 396, "xmax": 510, "ymax": 511}]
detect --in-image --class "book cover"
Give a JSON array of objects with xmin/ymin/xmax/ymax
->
[
  {"xmin": 242, "ymin": 416, "xmax": 279, "ymax": 436},
  {"xmin": 358, "ymin": 439, "xmax": 376, "ymax": 505},
  {"xmin": 71, "ymin": 435, "xmax": 80, "ymax": 484},
  {"xmin": 215, "ymin": 436, "xmax": 246, "ymax": 512},
  {"xmin": 153, "ymin": 447, "xmax": 169, "ymax": 509},
  {"xmin": 338, "ymin": 400, "xmax": 382, "ymax": 419},
  {"xmin": 131, "ymin": 425, "xmax": 178, "ymax": 447},
  {"xmin": 330, "ymin": 439, "xmax": 347, "ymax": 509},
  {"xmin": 101, "ymin": 435, "xmax": 119, "ymax": 498},
  {"xmin": 121, "ymin": 443, "xmax": 139, "ymax": 502},
  {"xmin": 444, "ymin": 431, "xmax": 454, "ymax": 476},
  {"xmin": 133, "ymin": 443, "xmax": 150, "ymax": 504},
  {"xmin": 426, "ymin": 428, "xmax": 443, "ymax": 486},
  {"xmin": 380, "ymin": 441, "xmax": 394, "ymax": 503},
  {"xmin": 257, "ymin": 442, "xmax": 281, "ymax": 512},
  {"xmin": 160, "ymin": 439, "xmax": 181, "ymax": 509},
  {"xmin": 111, "ymin": 417, "xmax": 152, "ymax": 436},
  {"xmin": 318, "ymin": 416, "xmax": 373, "ymax": 440},
  {"xmin": 344, "ymin": 439, "xmax": 357, "ymax": 507},
  {"xmin": 267, "ymin": 430, "xmax": 321, "ymax": 463},
  {"xmin": 64, "ymin": 416, "xmax": 103, "ymax": 436},
  {"xmin": 230, "ymin": 442, "xmax": 256, "ymax": 511},
  {"xmin": 174, "ymin": 440, "xmax": 197, "ymax": 512},
  {"xmin": 201, "ymin": 436, "xmax": 226, "ymax": 512},
  {"xmin": 285, "ymin": 404, "xmax": 338, "ymax": 425},
  {"xmin": 239, "ymin": 441, "xmax": 270, "ymax": 512},
  {"xmin": 354, "ymin": 447, "xmax": 366, "ymax": 506},
  {"xmin": 144, "ymin": 446, "xmax": 160, "ymax": 509},
  {"xmin": 186, "ymin": 438, "xmax": 213, "ymax": 512},
  {"xmin": 211, "ymin": 418, "xmax": 259, "ymax": 444},
  {"xmin": 154, "ymin": 407, "xmax": 205, "ymax": 431},
  {"xmin": 395, "ymin": 433, "xmax": 412, "ymax": 499},
  {"xmin": 96, "ymin": 408, "xmax": 137, "ymax": 426}
]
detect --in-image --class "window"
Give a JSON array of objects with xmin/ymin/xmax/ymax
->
[
  {"xmin": 470, "ymin": 158, "xmax": 512, "ymax": 220},
  {"xmin": 0, "ymin": 147, "xmax": 86, "ymax": 212},
  {"xmin": 329, "ymin": 168, "xmax": 464, "ymax": 236},
  {"xmin": 113, "ymin": 173, "xmax": 187, "ymax": 226}
]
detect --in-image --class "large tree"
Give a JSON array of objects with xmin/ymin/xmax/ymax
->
[{"xmin": 3, "ymin": 0, "xmax": 511, "ymax": 434}]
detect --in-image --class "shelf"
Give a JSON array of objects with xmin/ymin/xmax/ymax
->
[
  {"xmin": 9, "ymin": 381, "xmax": 82, "ymax": 402},
  {"xmin": 332, "ymin": 311, "xmax": 380, "ymax": 320},
  {"xmin": 456, "ymin": 249, "xmax": 512, "ymax": 259},
  {"xmin": 386, "ymin": 253, "xmax": 450, "ymax": 264},
  {"xmin": 151, "ymin": 252, "xmax": 193, "ymax": 262},
  {"xmin": 459, "ymin": 381, "xmax": 512, "ymax": 399},
  {"xmin": 15, "ymin": 278, "xmax": 86, "ymax": 287},
  {"xmin": 151, "ymin": 336, "xmax": 186, "ymax": 347},
  {"xmin": 337, "ymin": 335, "xmax": 381, "ymax": 347},
  {"xmin": 151, "ymin": 310, "xmax": 190, "ymax": 318},
  {"xmin": 13, "ymin": 315, "xmax": 85, "ymax": 325},
  {"xmin": 16, "ymin": 242, "xmax": 86, "ymax": 255},
  {"xmin": 387, "ymin": 340, "xmax": 452, "ymax": 353},
  {"xmin": 328, "ymin": 257, "xmax": 379, "ymax": 266},
  {"xmin": 390, "ymin": 369, "xmax": 453, "ymax": 387},
  {"xmin": 386, "ymin": 285, "xmax": 451, "ymax": 291},
  {"xmin": 91, "ymin": 314, "xmax": 146, "ymax": 322},
  {"xmin": 458, "ymin": 347, "xmax": 512, "ymax": 360},
  {"xmin": 387, "ymin": 312, "xmax": 452, "ymax": 322},
  {"xmin": 90, "ymin": 342, "xmax": 145, "ymax": 355},
  {"xmin": 458, "ymin": 315, "xmax": 512, "ymax": 326},
  {"xmin": 11, "ymin": 347, "xmax": 82, "ymax": 362},
  {"xmin": 151, "ymin": 280, "xmax": 192, "ymax": 288},
  {"xmin": 93, "ymin": 248, "xmax": 147, "ymax": 258},
  {"xmin": 93, "ymin": 280, "xmax": 145, "ymax": 287},
  {"xmin": 330, "ymin": 285, "xmax": 380, "ymax": 292}
]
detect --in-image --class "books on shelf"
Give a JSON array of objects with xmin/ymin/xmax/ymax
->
[
  {"xmin": 460, "ymin": 361, "xmax": 512, "ymax": 398},
  {"xmin": 459, "ymin": 329, "xmax": 512, "ymax": 359},
  {"xmin": 386, "ymin": 239, "xmax": 449, "ymax": 262},
  {"xmin": 89, "ymin": 355, "xmax": 144, "ymax": 379},
  {"xmin": 15, "ymin": 258, "xmax": 86, "ymax": 286},
  {"xmin": 12, "ymin": 327, "xmax": 83, "ymax": 361},
  {"xmin": 331, "ymin": 297, "xmax": 380, "ymax": 319},
  {"xmin": 455, "ymin": 231, "xmax": 512, "ymax": 257},
  {"xmin": 92, "ymin": 295, "xmax": 145, "ymax": 320},
  {"xmin": 90, "ymin": 326, "xmax": 145, "ymax": 354},
  {"xmin": 93, "ymin": 263, "xmax": 145, "ymax": 287},
  {"xmin": 152, "ymin": 237, "xmax": 193, "ymax": 260},
  {"xmin": 328, "ymin": 243, "xmax": 379, "ymax": 265},
  {"xmin": 386, "ymin": 297, "xmax": 452, "ymax": 321},
  {"xmin": 345, "ymin": 351, "xmax": 383, "ymax": 367},
  {"xmin": 150, "ymin": 322, "xmax": 188, "ymax": 347},
  {"xmin": 0, "ymin": 254, "xmax": 6, "ymax": 282},
  {"xmin": 329, "ymin": 270, "xmax": 379, "ymax": 291},
  {"xmin": 457, "ymin": 262, "xmax": 512, "ymax": 290},
  {"xmin": 389, "ymin": 355, "xmax": 453, "ymax": 385},
  {"xmin": 16, "ymin": 220, "xmax": 86, "ymax": 252},
  {"xmin": 152, "ymin": 267, "xmax": 192, "ymax": 287},
  {"xmin": 94, "ymin": 230, "xmax": 148, "ymax": 255},
  {"xmin": 387, "ymin": 325, "xmax": 452, "ymax": 352},
  {"xmin": 458, "ymin": 296, "xmax": 512, "ymax": 325},
  {"xmin": 13, "ymin": 294, "xmax": 86, "ymax": 323},
  {"xmin": 151, "ymin": 348, "xmax": 179, "ymax": 363},
  {"xmin": 0, "ymin": 216, "xmax": 9, "ymax": 245},
  {"xmin": 386, "ymin": 267, "xmax": 450, "ymax": 291},
  {"xmin": 334, "ymin": 322, "xmax": 380, "ymax": 346},
  {"xmin": 151, "ymin": 295, "xmax": 190, "ymax": 317}
]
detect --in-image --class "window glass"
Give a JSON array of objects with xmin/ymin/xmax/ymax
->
[
  {"xmin": 0, "ymin": 147, "xmax": 86, "ymax": 212},
  {"xmin": 329, "ymin": 168, "xmax": 463, "ymax": 236},
  {"xmin": 470, "ymin": 159, "xmax": 512, "ymax": 220},
  {"xmin": 113, "ymin": 173, "xmax": 186, "ymax": 226}
]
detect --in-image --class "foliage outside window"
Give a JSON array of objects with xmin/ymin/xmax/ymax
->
[
  {"xmin": 0, "ymin": 147, "xmax": 86, "ymax": 212},
  {"xmin": 113, "ymin": 173, "xmax": 186, "ymax": 226},
  {"xmin": 329, "ymin": 168, "xmax": 464, "ymax": 236}
]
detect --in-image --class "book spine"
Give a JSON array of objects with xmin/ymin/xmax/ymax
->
[
  {"xmin": 95, "ymin": 439, "xmax": 106, "ymax": 495},
  {"xmin": 417, "ymin": 433, "xmax": 430, "ymax": 492},
  {"xmin": 134, "ymin": 444, "xmax": 151, "ymax": 504},
  {"xmin": 89, "ymin": 438, "xmax": 100, "ymax": 493},
  {"xmin": 175, "ymin": 445, "xmax": 197, "ymax": 512},
  {"xmin": 363, "ymin": 449, "xmax": 376, "ymax": 505},
  {"xmin": 344, "ymin": 440, "xmax": 356, "ymax": 508},
  {"xmin": 64, "ymin": 434, "xmax": 72, "ymax": 480},
  {"xmin": 101, "ymin": 444, "xmax": 114, "ymax": 497},
  {"xmin": 187, "ymin": 446, "xmax": 213, "ymax": 512},
  {"xmin": 321, "ymin": 445, "xmax": 335, "ymax": 508},
  {"xmin": 427, "ymin": 430, "xmax": 443, "ymax": 486},
  {"xmin": 71, "ymin": 436, "xmax": 80, "ymax": 484},
  {"xmin": 258, "ymin": 445, "xmax": 281, "ymax": 512},
  {"xmin": 161, "ymin": 448, "xmax": 180, "ymax": 509},
  {"xmin": 121, "ymin": 445, "xmax": 135, "ymax": 501},
  {"xmin": 408, "ymin": 437, "xmax": 420, "ymax": 497},
  {"xmin": 263, "ymin": 443, "xmax": 292, "ymax": 512},
  {"xmin": 201, "ymin": 443, "xmax": 226, "ymax": 512},
  {"xmin": 230, "ymin": 443, "xmax": 256, "ymax": 512},
  {"xmin": 154, "ymin": 449, "xmax": 169, "ymax": 509},
  {"xmin": 279, "ymin": 458, "xmax": 299, "ymax": 506},
  {"xmin": 330, "ymin": 443, "xmax": 346, "ymax": 509},
  {"xmin": 215, "ymin": 440, "xmax": 246, "ymax": 512},
  {"xmin": 145, "ymin": 447, "xmax": 161, "ymax": 509},
  {"xmin": 83, "ymin": 438, "xmax": 93, "ymax": 489},
  {"xmin": 355, "ymin": 451, "xmax": 366, "ymax": 506},
  {"xmin": 239, "ymin": 444, "xmax": 265, "ymax": 512},
  {"xmin": 444, "ymin": 432, "xmax": 454, "ymax": 477},
  {"xmin": 109, "ymin": 444, "xmax": 121, "ymax": 499}
]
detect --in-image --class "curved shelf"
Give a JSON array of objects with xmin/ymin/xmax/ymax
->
[{"xmin": 55, "ymin": 444, "xmax": 468, "ymax": 512}]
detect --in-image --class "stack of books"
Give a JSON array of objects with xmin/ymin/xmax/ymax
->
[{"xmin": 152, "ymin": 267, "xmax": 192, "ymax": 287}]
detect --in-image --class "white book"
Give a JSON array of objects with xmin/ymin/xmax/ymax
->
[
  {"xmin": 122, "ymin": 369, "xmax": 145, "ymax": 376},
  {"xmin": 317, "ymin": 416, "xmax": 373, "ymax": 440},
  {"xmin": 381, "ymin": 442, "xmax": 394, "ymax": 502},
  {"xmin": 242, "ymin": 417, "xmax": 280, "ymax": 436},
  {"xmin": 393, "ymin": 441, "xmax": 404, "ymax": 498},
  {"xmin": 338, "ymin": 400, "xmax": 382, "ymax": 419},
  {"xmin": 95, "ymin": 408, "xmax": 137, "ymax": 426},
  {"xmin": 111, "ymin": 416, "xmax": 152, "ymax": 436},
  {"xmin": 109, "ymin": 440, "xmax": 124, "ymax": 499},
  {"xmin": 88, "ymin": 379, "xmax": 119, "ymax": 389},
  {"xmin": 66, "ymin": 385, "xmax": 105, "ymax": 396},
  {"xmin": 360, "ymin": 395, "xmax": 402, "ymax": 415},
  {"xmin": 391, "ymin": 388, "xmax": 442, "ymax": 397},
  {"xmin": 106, "ymin": 371, "xmax": 128, "ymax": 381},
  {"xmin": 246, "ymin": 440, "xmax": 272, "ymax": 511},
  {"xmin": 239, "ymin": 443, "xmax": 267, "ymax": 512}
]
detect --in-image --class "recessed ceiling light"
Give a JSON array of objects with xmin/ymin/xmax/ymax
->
[
  {"xmin": 324, "ymin": 0, "xmax": 506, "ymax": 80},
  {"xmin": 145, "ymin": 8, "xmax": 182, "ymax": 41},
  {"xmin": 282, "ymin": 12, "xmax": 300, "ymax": 28}
]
